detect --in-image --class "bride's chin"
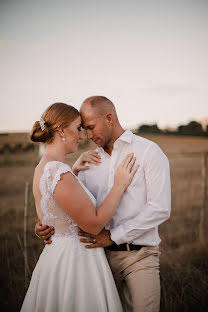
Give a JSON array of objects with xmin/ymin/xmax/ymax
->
[{"xmin": 72, "ymin": 145, "xmax": 79, "ymax": 153}]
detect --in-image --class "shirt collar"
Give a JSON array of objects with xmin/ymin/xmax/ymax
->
[
  {"xmin": 96, "ymin": 129, "xmax": 133, "ymax": 154},
  {"xmin": 114, "ymin": 129, "xmax": 133, "ymax": 145}
]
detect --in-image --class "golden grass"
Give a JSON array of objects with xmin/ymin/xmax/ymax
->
[{"xmin": 0, "ymin": 134, "xmax": 208, "ymax": 311}]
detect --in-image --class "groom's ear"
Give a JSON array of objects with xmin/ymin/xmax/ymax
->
[{"xmin": 105, "ymin": 113, "xmax": 114, "ymax": 126}]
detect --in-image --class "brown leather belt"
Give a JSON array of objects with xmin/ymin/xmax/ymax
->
[{"xmin": 105, "ymin": 243, "xmax": 144, "ymax": 252}]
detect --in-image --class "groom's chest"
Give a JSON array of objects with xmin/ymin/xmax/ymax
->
[
  {"xmin": 85, "ymin": 156, "xmax": 110, "ymax": 202},
  {"xmin": 84, "ymin": 148, "xmax": 136, "ymax": 204}
]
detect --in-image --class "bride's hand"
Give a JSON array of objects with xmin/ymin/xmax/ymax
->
[
  {"xmin": 114, "ymin": 153, "xmax": 139, "ymax": 191},
  {"xmin": 72, "ymin": 150, "xmax": 101, "ymax": 176}
]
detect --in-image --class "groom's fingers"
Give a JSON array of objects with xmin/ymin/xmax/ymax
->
[
  {"xmin": 44, "ymin": 239, "xmax": 52, "ymax": 244},
  {"xmin": 78, "ymin": 231, "xmax": 94, "ymax": 238},
  {"xmin": 85, "ymin": 242, "xmax": 100, "ymax": 248},
  {"xmin": 79, "ymin": 238, "xmax": 95, "ymax": 244}
]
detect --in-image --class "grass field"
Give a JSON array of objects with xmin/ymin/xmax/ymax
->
[{"xmin": 0, "ymin": 134, "xmax": 208, "ymax": 311}]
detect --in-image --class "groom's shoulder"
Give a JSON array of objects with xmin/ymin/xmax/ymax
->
[
  {"xmin": 132, "ymin": 133, "xmax": 156, "ymax": 150},
  {"xmin": 132, "ymin": 133, "xmax": 167, "ymax": 159}
]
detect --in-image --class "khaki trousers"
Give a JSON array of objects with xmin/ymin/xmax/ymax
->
[{"xmin": 105, "ymin": 246, "xmax": 160, "ymax": 312}]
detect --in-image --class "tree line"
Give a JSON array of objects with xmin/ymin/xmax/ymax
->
[{"xmin": 135, "ymin": 121, "xmax": 208, "ymax": 137}]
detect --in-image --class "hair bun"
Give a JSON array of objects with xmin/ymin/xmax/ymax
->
[
  {"xmin": 30, "ymin": 103, "xmax": 80, "ymax": 144},
  {"xmin": 30, "ymin": 121, "xmax": 54, "ymax": 143}
]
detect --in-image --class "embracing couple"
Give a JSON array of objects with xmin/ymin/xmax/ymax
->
[{"xmin": 21, "ymin": 96, "xmax": 171, "ymax": 312}]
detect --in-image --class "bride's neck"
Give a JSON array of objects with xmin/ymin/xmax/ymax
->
[{"xmin": 44, "ymin": 143, "xmax": 66, "ymax": 163}]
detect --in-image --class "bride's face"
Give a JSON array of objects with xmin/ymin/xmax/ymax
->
[{"xmin": 62, "ymin": 116, "xmax": 84, "ymax": 153}]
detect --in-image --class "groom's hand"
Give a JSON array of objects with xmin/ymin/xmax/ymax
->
[
  {"xmin": 35, "ymin": 219, "xmax": 55, "ymax": 244},
  {"xmin": 78, "ymin": 229, "xmax": 113, "ymax": 248}
]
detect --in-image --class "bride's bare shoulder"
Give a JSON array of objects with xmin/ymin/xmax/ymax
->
[
  {"xmin": 33, "ymin": 156, "xmax": 52, "ymax": 187},
  {"xmin": 34, "ymin": 155, "xmax": 57, "ymax": 176}
]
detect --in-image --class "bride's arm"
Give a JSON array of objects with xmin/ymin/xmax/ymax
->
[{"xmin": 55, "ymin": 154, "xmax": 139, "ymax": 235}]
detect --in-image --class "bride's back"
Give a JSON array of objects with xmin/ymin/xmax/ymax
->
[{"xmin": 33, "ymin": 160, "xmax": 79, "ymax": 238}]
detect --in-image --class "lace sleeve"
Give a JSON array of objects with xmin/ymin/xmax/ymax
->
[{"xmin": 44, "ymin": 161, "xmax": 72, "ymax": 194}]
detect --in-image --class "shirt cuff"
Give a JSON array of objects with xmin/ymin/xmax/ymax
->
[{"xmin": 110, "ymin": 225, "xmax": 129, "ymax": 245}]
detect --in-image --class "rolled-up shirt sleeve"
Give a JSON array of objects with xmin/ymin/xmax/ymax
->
[{"xmin": 110, "ymin": 143, "xmax": 171, "ymax": 245}]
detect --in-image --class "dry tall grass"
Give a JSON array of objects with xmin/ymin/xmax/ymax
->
[{"xmin": 0, "ymin": 134, "xmax": 208, "ymax": 311}]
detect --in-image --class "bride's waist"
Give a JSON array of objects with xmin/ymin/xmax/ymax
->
[
  {"xmin": 42, "ymin": 215, "xmax": 79, "ymax": 234},
  {"xmin": 50, "ymin": 233, "xmax": 80, "ymax": 246},
  {"xmin": 51, "ymin": 232, "xmax": 79, "ymax": 240}
]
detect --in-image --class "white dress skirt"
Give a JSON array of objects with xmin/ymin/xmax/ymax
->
[{"xmin": 21, "ymin": 161, "xmax": 123, "ymax": 312}]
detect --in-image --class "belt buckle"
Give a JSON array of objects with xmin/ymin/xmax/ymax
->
[{"xmin": 126, "ymin": 243, "xmax": 130, "ymax": 251}]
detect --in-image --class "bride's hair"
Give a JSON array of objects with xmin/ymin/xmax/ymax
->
[{"xmin": 30, "ymin": 102, "xmax": 80, "ymax": 144}]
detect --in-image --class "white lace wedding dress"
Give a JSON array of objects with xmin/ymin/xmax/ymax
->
[{"xmin": 21, "ymin": 161, "xmax": 123, "ymax": 312}]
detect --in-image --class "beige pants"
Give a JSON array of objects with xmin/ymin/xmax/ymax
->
[{"xmin": 105, "ymin": 246, "xmax": 160, "ymax": 312}]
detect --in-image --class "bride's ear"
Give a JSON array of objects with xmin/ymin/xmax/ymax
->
[{"xmin": 57, "ymin": 128, "xmax": 65, "ymax": 140}]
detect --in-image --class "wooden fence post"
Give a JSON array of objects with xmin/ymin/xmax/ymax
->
[
  {"xmin": 199, "ymin": 152, "xmax": 208, "ymax": 245},
  {"xmin": 24, "ymin": 182, "xmax": 30, "ymax": 289}
]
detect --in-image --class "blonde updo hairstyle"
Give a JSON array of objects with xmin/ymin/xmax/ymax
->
[{"xmin": 30, "ymin": 102, "xmax": 80, "ymax": 144}]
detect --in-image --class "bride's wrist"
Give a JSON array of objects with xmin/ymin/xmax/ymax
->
[{"xmin": 113, "ymin": 182, "xmax": 126, "ymax": 194}]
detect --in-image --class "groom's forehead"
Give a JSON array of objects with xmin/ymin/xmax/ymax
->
[{"xmin": 81, "ymin": 116, "xmax": 102, "ymax": 129}]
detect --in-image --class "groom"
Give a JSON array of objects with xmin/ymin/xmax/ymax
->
[{"xmin": 36, "ymin": 96, "xmax": 171, "ymax": 311}]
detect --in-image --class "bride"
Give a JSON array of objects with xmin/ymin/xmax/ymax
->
[{"xmin": 21, "ymin": 102, "xmax": 138, "ymax": 312}]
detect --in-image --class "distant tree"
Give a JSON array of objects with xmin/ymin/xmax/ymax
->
[
  {"xmin": 177, "ymin": 121, "xmax": 204, "ymax": 136},
  {"xmin": 205, "ymin": 125, "xmax": 208, "ymax": 136},
  {"xmin": 149, "ymin": 124, "xmax": 161, "ymax": 133},
  {"xmin": 134, "ymin": 120, "xmax": 207, "ymax": 137},
  {"xmin": 178, "ymin": 125, "xmax": 185, "ymax": 134},
  {"xmin": 137, "ymin": 125, "xmax": 151, "ymax": 133},
  {"xmin": 137, "ymin": 124, "xmax": 162, "ymax": 134}
]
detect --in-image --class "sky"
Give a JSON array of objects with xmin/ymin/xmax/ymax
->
[{"xmin": 0, "ymin": 0, "xmax": 208, "ymax": 132}]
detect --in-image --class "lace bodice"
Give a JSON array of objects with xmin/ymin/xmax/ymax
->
[{"xmin": 39, "ymin": 161, "xmax": 96, "ymax": 239}]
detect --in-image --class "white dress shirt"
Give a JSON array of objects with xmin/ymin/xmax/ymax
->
[{"xmin": 78, "ymin": 130, "xmax": 171, "ymax": 246}]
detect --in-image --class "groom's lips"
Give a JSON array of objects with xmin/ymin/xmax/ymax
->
[{"xmin": 93, "ymin": 138, "xmax": 100, "ymax": 144}]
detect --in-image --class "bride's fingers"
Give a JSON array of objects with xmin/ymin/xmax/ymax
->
[
  {"xmin": 83, "ymin": 153, "xmax": 101, "ymax": 165},
  {"xmin": 130, "ymin": 164, "xmax": 140, "ymax": 177},
  {"xmin": 122, "ymin": 153, "xmax": 134, "ymax": 167},
  {"xmin": 77, "ymin": 165, "xmax": 91, "ymax": 171},
  {"xmin": 86, "ymin": 155, "xmax": 101, "ymax": 164},
  {"xmin": 127, "ymin": 157, "xmax": 136, "ymax": 172},
  {"xmin": 124, "ymin": 153, "xmax": 134, "ymax": 168},
  {"xmin": 85, "ymin": 151, "xmax": 101, "ymax": 158}
]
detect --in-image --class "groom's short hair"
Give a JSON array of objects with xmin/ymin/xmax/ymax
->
[{"xmin": 82, "ymin": 96, "xmax": 117, "ymax": 118}]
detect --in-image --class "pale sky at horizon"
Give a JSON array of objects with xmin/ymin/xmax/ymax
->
[{"xmin": 0, "ymin": 0, "xmax": 208, "ymax": 133}]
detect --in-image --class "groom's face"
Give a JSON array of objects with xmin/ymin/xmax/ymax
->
[{"xmin": 80, "ymin": 107, "xmax": 112, "ymax": 148}]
